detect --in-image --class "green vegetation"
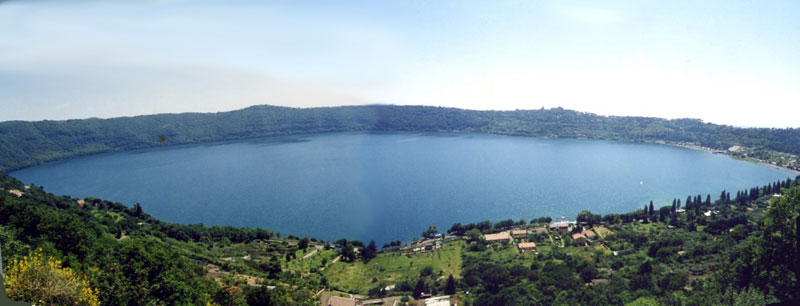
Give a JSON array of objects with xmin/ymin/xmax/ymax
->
[
  {"xmin": 321, "ymin": 175, "xmax": 800, "ymax": 305},
  {"xmin": 323, "ymin": 242, "xmax": 462, "ymax": 295},
  {"xmin": 2, "ymin": 105, "xmax": 799, "ymax": 172},
  {"xmin": 0, "ymin": 174, "xmax": 316, "ymax": 305},
  {"xmin": 3, "ymin": 171, "xmax": 800, "ymax": 305}
]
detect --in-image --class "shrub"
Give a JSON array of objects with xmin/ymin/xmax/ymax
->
[{"xmin": 3, "ymin": 249, "xmax": 99, "ymax": 306}]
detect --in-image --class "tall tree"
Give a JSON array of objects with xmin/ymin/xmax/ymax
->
[
  {"xmin": 649, "ymin": 201, "xmax": 654, "ymax": 216},
  {"xmin": 413, "ymin": 278, "xmax": 426, "ymax": 300},
  {"xmin": 340, "ymin": 242, "xmax": 357, "ymax": 263},
  {"xmin": 422, "ymin": 225, "xmax": 441, "ymax": 239},
  {"xmin": 361, "ymin": 240, "xmax": 378, "ymax": 263},
  {"xmin": 445, "ymin": 275, "xmax": 456, "ymax": 295},
  {"xmin": 729, "ymin": 184, "xmax": 800, "ymax": 301}
]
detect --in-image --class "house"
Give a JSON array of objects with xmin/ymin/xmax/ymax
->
[
  {"xmin": 582, "ymin": 229, "xmax": 596, "ymax": 240},
  {"xmin": 511, "ymin": 229, "xmax": 529, "ymax": 236},
  {"xmin": 572, "ymin": 233, "xmax": 588, "ymax": 245},
  {"xmin": 591, "ymin": 279, "xmax": 609, "ymax": 286},
  {"xmin": 550, "ymin": 221, "xmax": 573, "ymax": 232},
  {"xmin": 7, "ymin": 189, "xmax": 23, "ymax": 197},
  {"xmin": 425, "ymin": 296, "xmax": 451, "ymax": 306},
  {"xmin": 327, "ymin": 296, "xmax": 357, "ymax": 306},
  {"xmin": 483, "ymin": 231, "xmax": 512, "ymax": 242},
  {"xmin": 518, "ymin": 242, "xmax": 537, "ymax": 252},
  {"xmin": 77, "ymin": 199, "xmax": 86, "ymax": 206}
]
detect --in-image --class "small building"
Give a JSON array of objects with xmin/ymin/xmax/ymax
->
[
  {"xmin": 518, "ymin": 242, "xmax": 537, "ymax": 252},
  {"xmin": 582, "ymin": 229, "xmax": 596, "ymax": 240},
  {"xmin": 327, "ymin": 296, "xmax": 357, "ymax": 306},
  {"xmin": 77, "ymin": 199, "xmax": 86, "ymax": 206},
  {"xmin": 550, "ymin": 221, "xmax": 573, "ymax": 232},
  {"xmin": 7, "ymin": 189, "xmax": 23, "ymax": 197},
  {"xmin": 511, "ymin": 229, "xmax": 529, "ymax": 236},
  {"xmin": 483, "ymin": 231, "xmax": 512, "ymax": 242},
  {"xmin": 425, "ymin": 295, "xmax": 451, "ymax": 306},
  {"xmin": 572, "ymin": 233, "xmax": 588, "ymax": 246},
  {"xmin": 590, "ymin": 279, "xmax": 609, "ymax": 286}
]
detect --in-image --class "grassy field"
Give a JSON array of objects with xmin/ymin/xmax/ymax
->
[
  {"xmin": 593, "ymin": 225, "xmax": 613, "ymax": 238},
  {"xmin": 323, "ymin": 241, "xmax": 464, "ymax": 294},
  {"xmin": 285, "ymin": 248, "xmax": 338, "ymax": 273}
]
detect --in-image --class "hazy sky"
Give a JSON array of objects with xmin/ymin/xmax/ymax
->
[{"xmin": 1, "ymin": 0, "xmax": 799, "ymax": 127}]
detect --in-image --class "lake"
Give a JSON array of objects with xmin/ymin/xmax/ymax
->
[{"xmin": 10, "ymin": 132, "xmax": 796, "ymax": 244}]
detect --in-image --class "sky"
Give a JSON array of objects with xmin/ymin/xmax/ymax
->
[{"xmin": 1, "ymin": 0, "xmax": 799, "ymax": 127}]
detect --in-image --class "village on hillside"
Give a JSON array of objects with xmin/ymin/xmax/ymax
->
[{"xmin": 315, "ymin": 216, "xmax": 620, "ymax": 306}]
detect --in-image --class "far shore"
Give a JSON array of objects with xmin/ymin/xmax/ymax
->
[{"xmin": 660, "ymin": 141, "xmax": 800, "ymax": 175}]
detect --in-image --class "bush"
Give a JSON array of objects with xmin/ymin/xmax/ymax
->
[{"xmin": 3, "ymin": 249, "xmax": 99, "ymax": 306}]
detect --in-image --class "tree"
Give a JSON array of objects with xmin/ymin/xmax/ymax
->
[
  {"xmin": 133, "ymin": 202, "xmax": 143, "ymax": 217},
  {"xmin": 659, "ymin": 206, "xmax": 672, "ymax": 222},
  {"xmin": 445, "ymin": 275, "xmax": 456, "ymax": 295},
  {"xmin": 361, "ymin": 240, "xmax": 378, "ymax": 263},
  {"xmin": 298, "ymin": 237, "xmax": 310, "ymax": 250},
  {"xmin": 448, "ymin": 223, "xmax": 466, "ymax": 236},
  {"xmin": 420, "ymin": 266, "xmax": 434, "ymax": 277},
  {"xmin": 413, "ymin": 278, "xmax": 426, "ymax": 299},
  {"xmin": 729, "ymin": 185, "xmax": 800, "ymax": 300},
  {"xmin": 244, "ymin": 285, "xmax": 289, "ymax": 306},
  {"xmin": 466, "ymin": 229, "xmax": 482, "ymax": 242},
  {"xmin": 494, "ymin": 219, "xmax": 515, "ymax": 230},
  {"xmin": 649, "ymin": 201, "xmax": 655, "ymax": 216},
  {"xmin": 476, "ymin": 221, "xmax": 492, "ymax": 232},
  {"xmin": 422, "ymin": 225, "xmax": 441, "ymax": 239},
  {"xmin": 340, "ymin": 242, "xmax": 357, "ymax": 263},
  {"xmin": 577, "ymin": 210, "xmax": 594, "ymax": 225}
]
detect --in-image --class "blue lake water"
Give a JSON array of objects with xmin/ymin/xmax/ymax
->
[{"xmin": 10, "ymin": 132, "xmax": 796, "ymax": 244}]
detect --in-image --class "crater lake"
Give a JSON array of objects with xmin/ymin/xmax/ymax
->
[{"xmin": 10, "ymin": 132, "xmax": 796, "ymax": 244}]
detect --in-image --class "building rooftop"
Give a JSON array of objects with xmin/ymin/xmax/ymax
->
[
  {"xmin": 327, "ymin": 296, "xmax": 357, "ymax": 306},
  {"xmin": 483, "ymin": 231, "xmax": 511, "ymax": 241},
  {"xmin": 511, "ymin": 229, "xmax": 528, "ymax": 236}
]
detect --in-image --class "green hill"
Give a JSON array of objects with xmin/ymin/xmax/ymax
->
[{"xmin": 2, "ymin": 105, "xmax": 799, "ymax": 172}]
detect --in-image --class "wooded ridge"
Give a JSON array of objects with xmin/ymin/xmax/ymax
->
[{"xmin": 2, "ymin": 105, "xmax": 799, "ymax": 172}]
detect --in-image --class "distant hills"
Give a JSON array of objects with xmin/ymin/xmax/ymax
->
[{"xmin": 1, "ymin": 104, "xmax": 799, "ymax": 172}]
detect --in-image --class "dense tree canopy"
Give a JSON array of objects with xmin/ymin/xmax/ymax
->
[{"xmin": 2, "ymin": 105, "xmax": 799, "ymax": 172}]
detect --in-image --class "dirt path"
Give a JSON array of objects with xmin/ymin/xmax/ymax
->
[
  {"xmin": 302, "ymin": 249, "xmax": 318, "ymax": 259},
  {"xmin": 547, "ymin": 231, "xmax": 556, "ymax": 246},
  {"xmin": 302, "ymin": 244, "xmax": 324, "ymax": 260}
]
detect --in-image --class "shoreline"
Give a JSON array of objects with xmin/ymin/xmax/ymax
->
[{"xmin": 663, "ymin": 141, "xmax": 800, "ymax": 175}]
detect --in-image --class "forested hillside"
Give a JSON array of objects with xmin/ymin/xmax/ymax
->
[
  {"xmin": 0, "ymin": 174, "xmax": 315, "ymax": 305},
  {"xmin": 3, "ymin": 173, "xmax": 800, "ymax": 305},
  {"xmin": 1, "ymin": 105, "xmax": 799, "ymax": 172}
]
